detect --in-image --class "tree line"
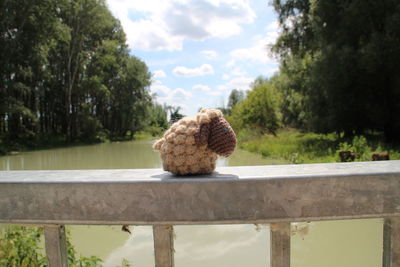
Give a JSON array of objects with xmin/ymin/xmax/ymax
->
[
  {"xmin": 227, "ymin": 0, "xmax": 400, "ymax": 142},
  {"xmin": 0, "ymin": 0, "xmax": 168, "ymax": 150}
]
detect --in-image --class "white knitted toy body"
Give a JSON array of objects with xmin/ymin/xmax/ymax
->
[{"xmin": 153, "ymin": 109, "xmax": 236, "ymax": 175}]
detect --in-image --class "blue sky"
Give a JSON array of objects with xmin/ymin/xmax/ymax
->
[{"xmin": 106, "ymin": 0, "xmax": 279, "ymax": 116}]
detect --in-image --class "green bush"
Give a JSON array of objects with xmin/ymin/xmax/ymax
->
[
  {"xmin": 227, "ymin": 82, "xmax": 283, "ymax": 135},
  {"xmin": 239, "ymin": 129, "xmax": 338, "ymax": 164},
  {"xmin": 0, "ymin": 226, "xmax": 47, "ymax": 267},
  {"xmin": 0, "ymin": 226, "xmax": 133, "ymax": 267},
  {"xmin": 337, "ymin": 135, "xmax": 372, "ymax": 161},
  {"xmin": 0, "ymin": 226, "xmax": 102, "ymax": 267},
  {"xmin": 239, "ymin": 129, "xmax": 400, "ymax": 164}
]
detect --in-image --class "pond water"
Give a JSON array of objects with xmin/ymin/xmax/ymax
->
[{"xmin": 0, "ymin": 140, "xmax": 382, "ymax": 267}]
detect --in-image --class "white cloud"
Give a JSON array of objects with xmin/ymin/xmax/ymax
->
[
  {"xmin": 207, "ymin": 91, "xmax": 223, "ymax": 96},
  {"xmin": 153, "ymin": 69, "xmax": 166, "ymax": 78},
  {"xmin": 229, "ymin": 20, "xmax": 279, "ymax": 65},
  {"xmin": 222, "ymin": 74, "xmax": 230, "ymax": 80},
  {"xmin": 152, "ymin": 79, "xmax": 163, "ymax": 85},
  {"xmin": 221, "ymin": 67, "xmax": 245, "ymax": 84},
  {"xmin": 201, "ymin": 50, "xmax": 218, "ymax": 59},
  {"xmin": 230, "ymin": 66, "xmax": 246, "ymax": 76},
  {"xmin": 230, "ymin": 35, "xmax": 276, "ymax": 64},
  {"xmin": 123, "ymin": 18, "xmax": 183, "ymax": 51},
  {"xmin": 173, "ymin": 64, "xmax": 214, "ymax": 77},
  {"xmin": 173, "ymin": 87, "xmax": 193, "ymax": 100},
  {"xmin": 152, "ymin": 84, "xmax": 192, "ymax": 100},
  {"xmin": 217, "ymin": 76, "xmax": 253, "ymax": 91},
  {"xmin": 193, "ymin": 84, "xmax": 211, "ymax": 91},
  {"xmin": 263, "ymin": 66, "xmax": 279, "ymax": 76},
  {"xmin": 106, "ymin": 0, "xmax": 256, "ymax": 51},
  {"xmin": 193, "ymin": 84, "xmax": 223, "ymax": 96},
  {"xmin": 151, "ymin": 84, "xmax": 171, "ymax": 97},
  {"xmin": 151, "ymin": 82, "xmax": 192, "ymax": 115},
  {"xmin": 266, "ymin": 20, "xmax": 279, "ymax": 31}
]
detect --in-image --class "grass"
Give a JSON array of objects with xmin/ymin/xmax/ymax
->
[
  {"xmin": 132, "ymin": 131, "xmax": 159, "ymax": 140},
  {"xmin": 238, "ymin": 128, "xmax": 400, "ymax": 164}
]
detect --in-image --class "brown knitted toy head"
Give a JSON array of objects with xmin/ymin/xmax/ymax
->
[{"xmin": 153, "ymin": 108, "xmax": 236, "ymax": 175}]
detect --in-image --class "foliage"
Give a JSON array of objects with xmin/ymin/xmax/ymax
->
[
  {"xmin": 269, "ymin": 58, "xmax": 311, "ymax": 129},
  {"xmin": 0, "ymin": 0, "xmax": 157, "ymax": 151},
  {"xmin": 169, "ymin": 107, "xmax": 184, "ymax": 123},
  {"xmin": 225, "ymin": 89, "xmax": 246, "ymax": 115},
  {"xmin": 338, "ymin": 136, "xmax": 372, "ymax": 161},
  {"xmin": 239, "ymin": 129, "xmax": 400, "ymax": 164},
  {"xmin": 0, "ymin": 225, "xmax": 103, "ymax": 267},
  {"xmin": 144, "ymin": 102, "xmax": 169, "ymax": 136},
  {"xmin": 239, "ymin": 129, "xmax": 338, "ymax": 164},
  {"xmin": 272, "ymin": 0, "xmax": 400, "ymax": 141},
  {"xmin": 0, "ymin": 226, "xmax": 47, "ymax": 267},
  {"xmin": 227, "ymin": 78, "xmax": 282, "ymax": 135}
]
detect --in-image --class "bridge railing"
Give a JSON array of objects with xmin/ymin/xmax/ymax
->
[{"xmin": 1, "ymin": 161, "xmax": 400, "ymax": 267}]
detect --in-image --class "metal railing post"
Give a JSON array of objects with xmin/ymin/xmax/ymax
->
[
  {"xmin": 153, "ymin": 225, "xmax": 174, "ymax": 267},
  {"xmin": 270, "ymin": 222, "xmax": 291, "ymax": 267},
  {"xmin": 44, "ymin": 225, "xmax": 68, "ymax": 267},
  {"xmin": 383, "ymin": 218, "xmax": 400, "ymax": 267}
]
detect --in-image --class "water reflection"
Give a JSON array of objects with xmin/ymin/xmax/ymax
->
[
  {"xmin": 174, "ymin": 225, "xmax": 269, "ymax": 267},
  {"xmin": 0, "ymin": 140, "xmax": 285, "ymax": 171},
  {"xmin": 1, "ymin": 140, "xmax": 162, "ymax": 170},
  {"xmin": 291, "ymin": 219, "xmax": 382, "ymax": 267}
]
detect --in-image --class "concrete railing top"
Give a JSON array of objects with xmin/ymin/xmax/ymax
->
[
  {"xmin": 1, "ymin": 160, "xmax": 400, "ymax": 183},
  {"xmin": 0, "ymin": 160, "xmax": 400, "ymax": 225}
]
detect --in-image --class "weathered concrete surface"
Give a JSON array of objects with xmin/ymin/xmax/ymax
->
[{"xmin": 0, "ymin": 161, "xmax": 399, "ymax": 225}]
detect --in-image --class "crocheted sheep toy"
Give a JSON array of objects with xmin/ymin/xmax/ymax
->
[{"xmin": 153, "ymin": 108, "xmax": 236, "ymax": 175}]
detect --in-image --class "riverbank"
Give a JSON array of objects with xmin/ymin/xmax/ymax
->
[
  {"xmin": 237, "ymin": 128, "xmax": 400, "ymax": 164},
  {"xmin": 0, "ymin": 131, "xmax": 158, "ymax": 156}
]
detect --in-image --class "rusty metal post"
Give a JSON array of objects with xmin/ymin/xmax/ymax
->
[
  {"xmin": 383, "ymin": 218, "xmax": 400, "ymax": 267},
  {"xmin": 44, "ymin": 225, "xmax": 68, "ymax": 267},
  {"xmin": 153, "ymin": 225, "xmax": 174, "ymax": 267},
  {"xmin": 270, "ymin": 222, "xmax": 291, "ymax": 267}
]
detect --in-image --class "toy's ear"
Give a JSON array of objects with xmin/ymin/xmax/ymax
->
[
  {"xmin": 207, "ymin": 117, "xmax": 236, "ymax": 157},
  {"xmin": 194, "ymin": 117, "xmax": 236, "ymax": 157}
]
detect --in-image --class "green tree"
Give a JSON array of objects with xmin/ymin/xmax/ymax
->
[
  {"xmin": 109, "ymin": 56, "xmax": 152, "ymax": 138},
  {"xmin": 146, "ymin": 101, "xmax": 169, "ymax": 135},
  {"xmin": 273, "ymin": 0, "xmax": 400, "ymax": 140},
  {"xmin": 227, "ymin": 89, "xmax": 245, "ymax": 114},
  {"xmin": 55, "ymin": 0, "xmax": 125, "ymax": 141},
  {"xmin": 0, "ymin": 0, "xmax": 156, "ymax": 148},
  {"xmin": 0, "ymin": 0, "xmax": 61, "ymax": 142},
  {"xmin": 170, "ymin": 107, "xmax": 184, "ymax": 123},
  {"xmin": 229, "ymin": 79, "xmax": 282, "ymax": 135},
  {"xmin": 270, "ymin": 56, "xmax": 311, "ymax": 129}
]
